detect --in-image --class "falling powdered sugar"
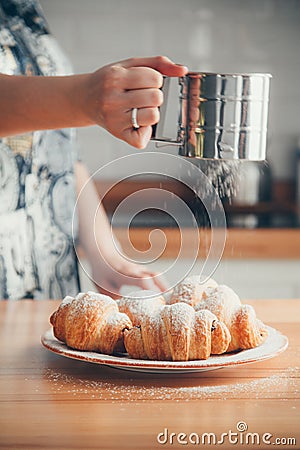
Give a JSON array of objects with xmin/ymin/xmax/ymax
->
[{"xmin": 197, "ymin": 160, "xmax": 242, "ymax": 200}]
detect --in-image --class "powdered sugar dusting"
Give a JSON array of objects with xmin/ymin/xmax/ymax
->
[
  {"xmin": 62, "ymin": 291, "xmax": 116, "ymax": 307},
  {"xmin": 61, "ymin": 295, "xmax": 74, "ymax": 306},
  {"xmin": 163, "ymin": 302, "xmax": 194, "ymax": 332},
  {"xmin": 81, "ymin": 291, "xmax": 116, "ymax": 306},
  {"xmin": 196, "ymin": 285, "xmax": 241, "ymax": 326},
  {"xmin": 61, "ymin": 291, "xmax": 118, "ymax": 321},
  {"xmin": 170, "ymin": 277, "xmax": 218, "ymax": 306},
  {"xmin": 42, "ymin": 366, "xmax": 298, "ymax": 401},
  {"xmin": 117, "ymin": 290, "xmax": 165, "ymax": 326},
  {"xmin": 170, "ymin": 280, "xmax": 195, "ymax": 304}
]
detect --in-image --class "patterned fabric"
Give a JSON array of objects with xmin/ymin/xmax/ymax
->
[{"xmin": 0, "ymin": 0, "xmax": 80, "ymax": 299}]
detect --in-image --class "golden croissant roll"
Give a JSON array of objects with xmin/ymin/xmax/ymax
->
[
  {"xmin": 194, "ymin": 285, "xmax": 268, "ymax": 352},
  {"xmin": 169, "ymin": 276, "xmax": 218, "ymax": 306},
  {"xmin": 124, "ymin": 302, "xmax": 231, "ymax": 361},
  {"xmin": 50, "ymin": 291, "xmax": 132, "ymax": 355},
  {"xmin": 117, "ymin": 290, "xmax": 166, "ymax": 326}
]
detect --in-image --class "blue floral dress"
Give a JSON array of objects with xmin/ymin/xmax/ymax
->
[{"xmin": 0, "ymin": 0, "xmax": 80, "ymax": 299}]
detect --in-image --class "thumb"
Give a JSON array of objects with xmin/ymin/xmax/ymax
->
[{"xmin": 120, "ymin": 56, "xmax": 188, "ymax": 77}]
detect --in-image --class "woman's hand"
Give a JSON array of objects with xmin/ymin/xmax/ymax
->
[
  {"xmin": 89, "ymin": 247, "xmax": 168, "ymax": 300},
  {"xmin": 84, "ymin": 56, "xmax": 188, "ymax": 148}
]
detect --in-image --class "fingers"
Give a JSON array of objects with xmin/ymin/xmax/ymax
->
[
  {"xmin": 96, "ymin": 273, "xmax": 165, "ymax": 298},
  {"xmin": 120, "ymin": 107, "xmax": 159, "ymax": 132},
  {"xmin": 126, "ymin": 266, "xmax": 169, "ymax": 293},
  {"xmin": 96, "ymin": 285, "xmax": 121, "ymax": 300},
  {"xmin": 120, "ymin": 125, "xmax": 150, "ymax": 149},
  {"xmin": 122, "ymin": 106, "xmax": 159, "ymax": 149},
  {"xmin": 122, "ymin": 67, "xmax": 163, "ymax": 90},
  {"xmin": 152, "ymin": 275, "xmax": 169, "ymax": 292},
  {"xmin": 125, "ymin": 87, "xmax": 163, "ymax": 109},
  {"xmin": 128, "ymin": 107, "xmax": 160, "ymax": 128},
  {"xmin": 134, "ymin": 277, "xmax": 156, "ymax": 291},
  {"xmin": 142, "ymin": 271, "xmax": 169, "ymax": 292},
  {"xmin": 136, "ymin": 276, "xmax": 168, "ymax": 293},
  {"xmin": 120, "ymin": 89, "xmax": 163, "ymax": 148},
  {"xmin": 133, "ymin": 274, "xmax": 168, "ymax": 292}
]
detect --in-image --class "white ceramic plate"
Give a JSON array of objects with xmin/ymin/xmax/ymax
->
[{"xmin": 41, "ymin": 326, "xmax": 288, "ymax": 374}]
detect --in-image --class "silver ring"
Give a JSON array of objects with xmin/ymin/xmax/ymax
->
[{"xmin": 131, "ymin": 108, "xmax": 139, "ymax": 129}]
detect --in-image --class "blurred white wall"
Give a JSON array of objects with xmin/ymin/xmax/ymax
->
[{"xmin": 40, "ymin": 0, "xmax": 300, "ymax": 181}]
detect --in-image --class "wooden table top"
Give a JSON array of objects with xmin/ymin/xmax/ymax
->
[
  {"xmin": 0, "ymin": 299, "xmax": 299, "ymax": 450},
  {"xmin": 114, "ymin": 228, "xmax": 300, "ymax": 259}
]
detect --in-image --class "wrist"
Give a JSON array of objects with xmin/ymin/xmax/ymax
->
[{"xmin": 65, "ymin": 73, "xmax": 96, "ymax": 128}]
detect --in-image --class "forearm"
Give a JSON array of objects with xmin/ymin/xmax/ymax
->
[
  {"xmin": 0, "ymin": 73, "xmax": 95, "ymax": 137},
  {"xmin": 75, "ymin": 162, "xmax": 116, "ymax": 261}
]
